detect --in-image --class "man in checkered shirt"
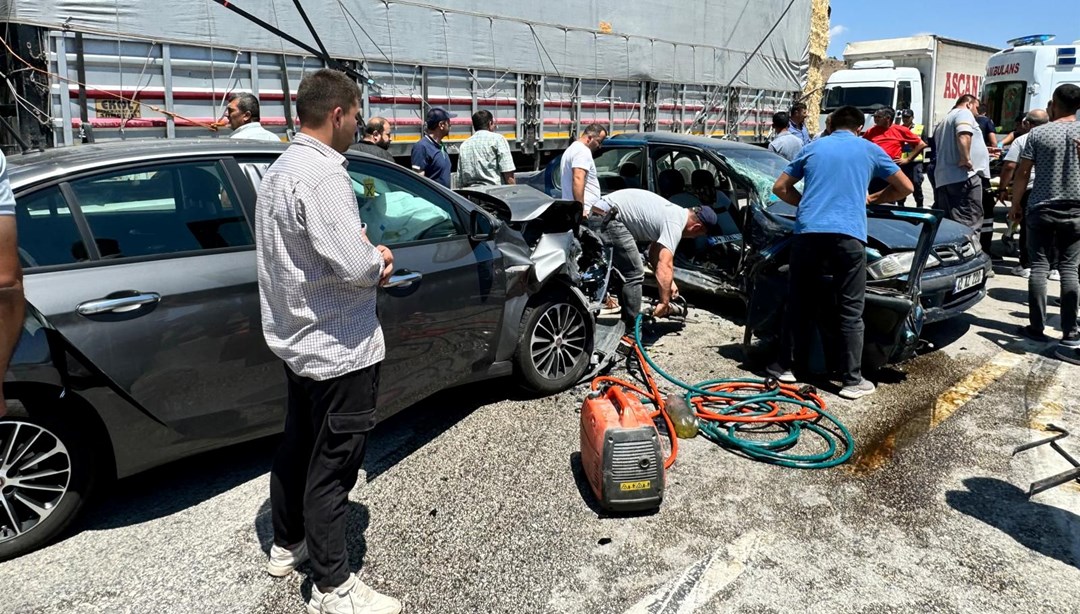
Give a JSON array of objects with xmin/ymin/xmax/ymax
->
[{"xmin": 255, "ymin": 68, "xmax": 401, "ymax": 614}]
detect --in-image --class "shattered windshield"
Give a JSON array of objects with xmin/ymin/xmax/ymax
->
[{"xmin": 716, "ymin": 147, "xmax": 792, "ymax": 204}]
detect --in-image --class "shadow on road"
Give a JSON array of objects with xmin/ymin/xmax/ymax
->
[
  {"xmin": 71, "ymin": 379, "xmax": 521, "ymax": 540},
  {"xmin": 946, "ymin": 476, "xmax": 1079, "ymax": 569}
]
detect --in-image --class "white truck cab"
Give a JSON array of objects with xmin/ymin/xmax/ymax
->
[
  {"xmin": 822, "ymin": 36, "xmax": 998, "ymax": 136},
  {"xmin": 983, "ymin": 35, "xmax": 1080, "ymax": 136},
  {"xmin": 822, "ymin": 60, "xmax": 924, "ymax": 129}
]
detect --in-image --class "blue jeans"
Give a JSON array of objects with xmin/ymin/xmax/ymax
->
[
  {"xmin": 1028, "ymin": 205, "xmax": 1080, "ymax": 335},
  {"xmin": 600, "ymin": 217, "xmax": 644, "ymax": 326}
]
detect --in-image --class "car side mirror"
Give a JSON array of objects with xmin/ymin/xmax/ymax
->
[{"xmin": 469, "ymin": 209, "xmax": 495, "ymax": 241}]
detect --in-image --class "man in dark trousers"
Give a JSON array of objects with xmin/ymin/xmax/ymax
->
[
  {"xmin": 350, "ymin": 116, "xmax": 395, "ymax": 162},
  {"xmin": 769, "ymin": 105, "xmax": 913, "ymax": 399},
  {"xmin": 1009, "ymin": 84, "xmax": 1080, "ymax": 349},
  {"xmin": 256, "ymin": 68, "xmax": 400, "ymax": 614}
]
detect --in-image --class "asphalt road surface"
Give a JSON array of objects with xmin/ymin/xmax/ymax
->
[{"xmin": 3, "ymin": 229, "xmax": 1080, "ymax": 613}]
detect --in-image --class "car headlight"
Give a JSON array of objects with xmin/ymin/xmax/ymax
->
[
  {"xmin": 867, "ymin": 251, "xmax": 941, "ymax": 280},
  {"xmin": 970, "ymin": 234, "xmax": 983, "ymax": 254}
]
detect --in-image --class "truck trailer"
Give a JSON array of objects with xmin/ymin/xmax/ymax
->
[
  {"xmin": 821, "ymin": 35, "xmax": 998, "ymax": 135},
  {"xmin": 0, "ymin": 0, "xmax": 815, "ymax": 157}
]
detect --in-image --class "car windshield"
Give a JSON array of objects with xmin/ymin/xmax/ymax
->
[
  {"xmin": 713, "ymin": 147, "xmax": 792, "ymax": 203},
  {"xmin": 822, "ymin": 85, "xmax": 894, "ymax": 113}
]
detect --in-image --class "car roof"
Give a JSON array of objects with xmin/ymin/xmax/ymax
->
[
  {"xmin": 6, "ymin": 139, "xmax": 291, "ymax": 187},
  {"xmin": 612, "ymin": 132, "xmax": 771, "ymax": 155},
  {"xmin": 5, "ymin": 138, "xmax": 393, "ymax": 189}
]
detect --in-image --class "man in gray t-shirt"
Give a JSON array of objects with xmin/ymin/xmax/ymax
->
[
  {"xmin": 1009, "ymin": 84, "xmax": 1080, "ymax": 347},
  {"xmin": 933, "ymin": 95, "xmax": 990, "ymax": 232},
  {"xmin": 596, "ymin": 189, "xmax": 719, "ymax": 323}
]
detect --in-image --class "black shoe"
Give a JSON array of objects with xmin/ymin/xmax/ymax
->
[
  {"xmin": 1018, "ymin": 325, "xmax": 1050, "ymax": 343},
  {"xmin": 1062, "ymin": 331, "xmax": 1080, "ymax": 348}
]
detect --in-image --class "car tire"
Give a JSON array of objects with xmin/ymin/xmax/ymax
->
[
  {"xmin": 515, "ymin": 297, "xmax": 594, "ymax": 394},
  {"xmin": 0, "ymin": 400, "xmax": 100, "ymax": 561}
]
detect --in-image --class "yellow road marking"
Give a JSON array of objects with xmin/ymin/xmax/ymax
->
[{"xmin": 930, "ymin": 351, "xmax": 1024, "ymax": 428}]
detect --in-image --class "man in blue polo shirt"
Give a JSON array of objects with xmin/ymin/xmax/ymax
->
[
  {"xmin": 410, "ymin": 107, "xmax": 455, "ymax": 187},
  {"xmin": 768, "ymin": 105, "xmax": 913, "ymax": 399}
]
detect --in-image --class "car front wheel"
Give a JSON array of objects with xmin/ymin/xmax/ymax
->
[
  {"xmin": 0, "ymin": 405, "xmax": 98, "ymax": 561},
  {"xmin": 515, "ymin": 297, "xmax": 593, "ymax": 394}
]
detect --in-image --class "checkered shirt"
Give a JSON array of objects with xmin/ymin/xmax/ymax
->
[
  {"xmin": 256, "ymin": 133, "xmax": 386, "ymax": 380},
  {"xmin": 457, "ymin": 129, "xmax": 515, "ymax": 187}
]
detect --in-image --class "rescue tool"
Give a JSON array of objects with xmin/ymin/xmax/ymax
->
[{"xmin": 579, "ymin": 313, "xmax": 855, "ymax": 514}]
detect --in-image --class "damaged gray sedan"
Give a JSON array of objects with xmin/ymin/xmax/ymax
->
[{"xmin": 1, "ymin": 141, "xmax": 615, "ymax": 560}]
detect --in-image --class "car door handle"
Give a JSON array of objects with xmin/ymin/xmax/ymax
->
[
  {"xmin": 77, "ymin": 292, "xmax": 161, "ymax": 315},
  {"xmin": 383, "ymin": 270, "xmax": 423, "ymax": 288}
]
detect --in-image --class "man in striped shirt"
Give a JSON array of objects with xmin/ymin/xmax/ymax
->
[{"xmin": 256, "ymin": 68, "xmax": 400, "ymax": 614}]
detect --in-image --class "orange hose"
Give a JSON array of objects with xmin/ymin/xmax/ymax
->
[{"xmin": 593, "ymin": 335, "xmax": 831, "ymax": 471}]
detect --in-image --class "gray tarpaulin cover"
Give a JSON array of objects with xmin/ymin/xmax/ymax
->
[{"xmin": 2, "ymin": 0, "xmax": 810, "ymax": 90}]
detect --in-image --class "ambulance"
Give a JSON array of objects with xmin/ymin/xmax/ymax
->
[{"xmin": 983, "ymin": 35, "xmax": 1080, "ymax": 136}]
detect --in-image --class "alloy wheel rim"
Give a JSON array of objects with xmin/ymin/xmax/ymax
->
[
  {"xmin": 0, "ymin": 421, "xmax": 72, "ymax": 543},
  {"xmin": 530, "ymin": 303, "xmax": 587, "ymax": 380}
]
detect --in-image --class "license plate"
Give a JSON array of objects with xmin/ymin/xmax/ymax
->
[{"xmin": 954, "ymin": 269, "xmax": 985, "ymax": 293}]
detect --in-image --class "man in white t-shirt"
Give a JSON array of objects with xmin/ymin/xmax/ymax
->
[{"xmin": 560, "ymin": 123, "xmax": 607, "ymax": 216}]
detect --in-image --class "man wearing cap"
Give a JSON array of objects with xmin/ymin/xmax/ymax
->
[
  {"xmin": 896, "ymin": 109, "xmax": 926, "ymax": 207},
  {"xmin": 411, "ymin": 107, "xmax": 455, "ymax": 187},
  {"xmin": 593, "ymin": 188, "xmax": 718, "ymax": 324},
  {"xmin": 769, "ymin": 105, "xmax": 913, "ymax": 400}
]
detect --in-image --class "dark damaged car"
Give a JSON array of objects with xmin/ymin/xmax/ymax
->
[
  {"xmin": 523, "ymin": 132, "xmax": 991, "ymax": 325},
  {"xmin": 0, "ymin": 141, "xmax": 615, "ymax": 560}
]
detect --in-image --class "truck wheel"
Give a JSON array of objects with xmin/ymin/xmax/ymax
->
[
  {"xmin": 515, "ymin": 297, "xmax": 593, "ymax": 394},
  {"xmin": 0, "ymin": 402, "xmax": 99, "ymax": 561}
]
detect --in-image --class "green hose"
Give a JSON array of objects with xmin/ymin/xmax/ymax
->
[{"xmin": 632, "ymin": 314, "xmax": 855, "ymax": 469}]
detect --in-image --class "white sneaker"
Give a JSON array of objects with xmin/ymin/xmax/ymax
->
[
  {"xmin": 267, "ymin": 541, "xmax": 309, "ymax": 577},
  {"xmin": 1050, "ymin": 269, "xmax": 1062, "ymax": 281},
  {"xmin": 1012, "ymin": 266, "xmax": 1031, "ymax": 279},
  {"xmin": 308, "ymin": 574, "xmax": 402, "ymax": 614},
  {"xmin": 765, "ymin": 363, "xmax": 796, "ymax": 384},
  {"xmin": 839, "ymin": 379, "xmax": 876, "ymax": 400}
]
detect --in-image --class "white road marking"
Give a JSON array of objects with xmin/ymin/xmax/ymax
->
[{"xmin": 624, "ymin": 530, "xmax": 770, "ymax": 614}]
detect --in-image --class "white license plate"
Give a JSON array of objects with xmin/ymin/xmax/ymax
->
[{"xmin": 954, "ymin": 269, "xmax": 985, "ymax": 293}]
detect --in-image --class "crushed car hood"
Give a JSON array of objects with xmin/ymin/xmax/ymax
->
[
  {"xmin": 457, "ymin": 184, "xmax": 575, "ymax": 223},
  {"xmin": 765, "ymin": 202, "xmax": 974, "ymax": 250}
]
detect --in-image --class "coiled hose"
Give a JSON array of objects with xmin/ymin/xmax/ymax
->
[{"xmin": 591, "ymin": 314, "xmax": 854, "ymax": 470}]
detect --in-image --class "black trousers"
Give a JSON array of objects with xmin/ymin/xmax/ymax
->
[
  {"xmin": 779, "ymin": 234, "xmax": 867, "ymax": 386},
  {"xmin": 898, "ymin": 162, "xmax": 924, "ymax": 207},
  {"xmin": 270, "ymin": 362, "xmax": 380, "ymax": 591},
  {"xmin": 981, "ymin": 177, "xmax": 995, "ymax": 254}
]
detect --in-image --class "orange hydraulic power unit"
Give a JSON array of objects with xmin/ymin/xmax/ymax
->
[{"xmin": 579, "ymin": 386, "xmax": 665, "ymax": 512}]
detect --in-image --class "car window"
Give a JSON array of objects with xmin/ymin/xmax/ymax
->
[
  {"xmin": 67, "ymin": 162, "xmax": 252, "ymax": 259},
  {"xmin": 651, "ymin": 147, "xmax": 736, "ymax": 207},
  {"xmin": 347, "ymin": 161, "xmax": 464, "ymax": 246},
  {"xmin": 14, "ymin": 186, "xmax": 84, "ymax": 268}
]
